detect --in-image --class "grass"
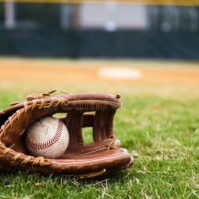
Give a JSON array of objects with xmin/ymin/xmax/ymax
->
[{"xmin": 0, "ymin": 89, "xmax": 199, "ymax": 199}]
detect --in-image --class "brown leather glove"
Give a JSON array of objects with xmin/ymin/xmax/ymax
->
[{"xmin": 0, "ymin": 91, "xmax": 133, "ymax": 178}]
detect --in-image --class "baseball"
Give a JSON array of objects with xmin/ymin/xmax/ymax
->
[{"xmin": 25, "ymin": 116, "xmax": 69, "ymax": 158}]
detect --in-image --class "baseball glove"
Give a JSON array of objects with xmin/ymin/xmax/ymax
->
[{"xmin": 0, "ymin": 91, "xmax": 133, "ymax": 178}]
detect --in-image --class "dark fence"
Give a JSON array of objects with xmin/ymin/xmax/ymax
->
[{"xmin": 0, "ymin": 28, "xmax": 199, "ymax": 60}]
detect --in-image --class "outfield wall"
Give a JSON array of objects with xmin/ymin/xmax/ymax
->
[{"xmin": 0, "ymin": 29, "xmax": 199, "ymax": 60}]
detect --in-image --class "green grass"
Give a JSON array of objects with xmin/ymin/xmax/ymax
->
[{"xmin": 0, "ymin": 90, "xmax": 199, "ymax": 199}]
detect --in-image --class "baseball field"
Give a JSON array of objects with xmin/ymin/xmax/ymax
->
[{"xmin": 0, "ymin": 57, "xmax": 199, "ymax": 198}]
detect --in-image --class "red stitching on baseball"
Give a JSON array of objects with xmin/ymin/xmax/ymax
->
[{"xmin": 27, "ymin": 120, "xmax": 63, "ymax": 150}]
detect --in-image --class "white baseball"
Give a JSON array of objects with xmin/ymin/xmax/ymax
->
[{"xmin": 25, "ymin": 116, "xmax": 69, "ymax": 158}]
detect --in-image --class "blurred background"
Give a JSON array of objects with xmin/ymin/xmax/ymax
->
[
  {"xmin": 0, "ymin": 1, "xmax": 199, "ymax": 59},
  {"xmin": 0, "ymin": 0, "xmax": 199, "ymax": 96}
]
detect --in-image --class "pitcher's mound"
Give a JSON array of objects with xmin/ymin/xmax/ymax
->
[{"xmin": 98, "ymin": 67, "xmax": 142, "ymax": 80}]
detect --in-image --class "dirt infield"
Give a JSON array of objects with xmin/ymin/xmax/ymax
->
[
  {"xmin": 0, "ymin": 58, "xmax": 199, "ymax": 98},
  {"xmin": 0, "ymin": 58, "xmax": 199, "ymax": 85}
]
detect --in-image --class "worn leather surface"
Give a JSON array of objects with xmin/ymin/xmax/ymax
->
[{"xmin": 0, "ymin": 93, "xmax": 133, "ymax": 178}]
